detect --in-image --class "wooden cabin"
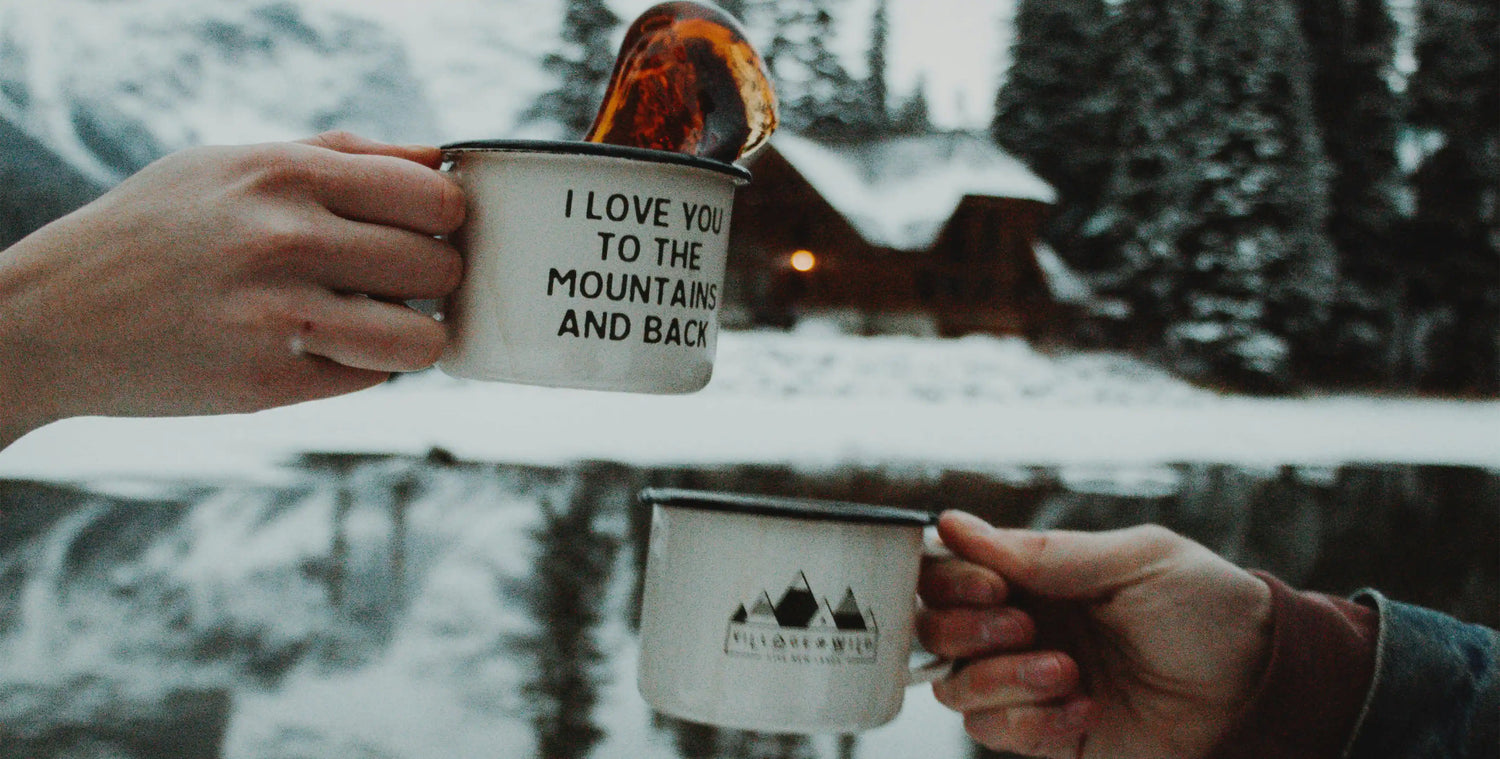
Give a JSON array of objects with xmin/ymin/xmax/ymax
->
[{"xmin": 724, "ymin": 132, "xmax": 1075, "ymax": 338}]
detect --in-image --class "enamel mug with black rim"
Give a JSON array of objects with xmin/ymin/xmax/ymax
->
[
  {"xmin": 437, "ymin": 140, "xmax": 749, "ymax": 394},
  {"xmin": 635, "ymin": 488, "xmax": 952, "ymax": 734}
]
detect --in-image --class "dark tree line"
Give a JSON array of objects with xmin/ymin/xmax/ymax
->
[{"xmin": 994, "ymin": 0, "xmax": 1498, "ymax": 394}]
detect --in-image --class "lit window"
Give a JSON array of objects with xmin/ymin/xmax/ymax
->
[{"xmin": 790, "ymin": 249, "xmax": 816, "ymax": 272}]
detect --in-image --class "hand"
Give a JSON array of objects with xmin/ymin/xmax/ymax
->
[
  {"xmin": 918, "ymin": 511, "xmax": 1274, "ymax": 759},
  {"xmin": 0, "ymin": 131, "xmax": 464, "ymax": 448}
]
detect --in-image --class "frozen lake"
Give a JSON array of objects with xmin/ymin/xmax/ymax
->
[{"xmin": 1, "ymin": 456, "xmax": 1495, "ymax": 759}]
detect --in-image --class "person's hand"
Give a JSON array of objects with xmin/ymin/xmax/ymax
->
[
  {"xmin": 917, "ymin": 511, "xmax": 1274, "ymax": 758},
  {"xmin": 0, "ymin": 131, "xmax": 464, "ymax": 447}
]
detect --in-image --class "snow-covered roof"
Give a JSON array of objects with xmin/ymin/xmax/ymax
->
[{"xmin": 766, "ymin": 131, "xmax": 1056, "ymax": 251}]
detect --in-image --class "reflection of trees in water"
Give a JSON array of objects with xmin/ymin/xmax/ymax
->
[
  {"xmin": 652, "ymin": 714, "xmax": 820, "ymax": 759},
  {"xmin": 837, "ymin": 734, "xmax": 858, "ymax": 759},
  {"xmin": 513, "ymin": 463, "xmax": 627, "ymax": 759},
  {"xmin": 721, "ymin": 732, "xmax": 818, "ymax": 759},
  {"xmin": 304, "ymin": 453, "xmax": 423, "ymax": 669},
  {"xmin": 1308, "ymin": 466, "xmax": 1499, "ymax": 626}
]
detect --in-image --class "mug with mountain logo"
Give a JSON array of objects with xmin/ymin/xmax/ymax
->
[{"xmin": 635, "ymin": 488, "xmax": 951, "ymax": 733}]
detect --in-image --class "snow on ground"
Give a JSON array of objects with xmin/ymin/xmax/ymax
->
[{"xmin": 1, "ymin": 330, "xmax": 1497, "ymax": 485}]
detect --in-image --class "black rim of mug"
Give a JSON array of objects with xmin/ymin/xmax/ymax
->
[
  {"xmin": 638, "ymin": 487, "xmax": 936, "ymax": 527},
  {"xmin": 440, "ymin": 139, "xmax": 753, "ymax": 183}
]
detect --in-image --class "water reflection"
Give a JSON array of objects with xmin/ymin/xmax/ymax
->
[
  {"xmin": 0, "ymin": 459, "xmax": 1494, "ymax": 758},
  {"xmin": 508, "ymin": 464, "xmax": 627, "ymax": 759},
  {"xmin": 650, "ymin": 714, "xmax": 820, "ymax": 759}
]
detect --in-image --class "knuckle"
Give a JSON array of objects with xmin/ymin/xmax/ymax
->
[
  {"xmin": 1128, "ymin": 523, "xmax": 1176, "ymax": 542},
  {"xmin": 245, "ymin": 142, "xmax": 313, "ymax": 185},
  {"xmin": 234, "ymin": 143, "xmax": 331, "ymax": 204},
  {"xmin": 1126, "ymin": 523, "xmax": 1183, "ymax": 557},
  {"xmin": 962, "ymin": 659, "xmax": 1005, "ymax": 694},
  {"xmin": 250, "ymin": 213, "xmax": 322, "ymax": 269},
  {"xmin": 307, "ymin": 130, "xmax": 366, "ymax": 153}
]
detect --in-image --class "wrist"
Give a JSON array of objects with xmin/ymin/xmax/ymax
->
[
  {"xmin": 1179, "ymin": 568, "xmax": 1276, "ymax": 758},
  {"xmin": 1204, "ymin": 571, "xmax": 1379, "ymax": 759},
  {"xmin": 0, "ymin": 348, "xmax": 58, "ymax": 450},
  {"xmin": 0, "ymin": 243, "xmax": 67, "ymax": 447}
]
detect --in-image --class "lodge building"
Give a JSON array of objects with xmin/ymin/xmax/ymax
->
[{"xmin": 723, "ymin": 131, "xmax": 1084, "ymax": 339}]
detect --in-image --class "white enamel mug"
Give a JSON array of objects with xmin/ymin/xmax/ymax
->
[
  {"xmin": 437, "ymin": 140, "xmax": 749, "ymax": 393},
  {"xmin": 635, "ymin": 488, "xmax": 952, "ymax": 734}
]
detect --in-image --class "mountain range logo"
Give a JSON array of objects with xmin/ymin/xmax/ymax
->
[{"xmin": 724, "ymin": 572, "xmax": 879, "ymax": 664}]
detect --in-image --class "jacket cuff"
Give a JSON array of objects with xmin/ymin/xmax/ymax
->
[{"xmin": 1205, "ymin": 571, "xmax": 1378, "ymax": 759}]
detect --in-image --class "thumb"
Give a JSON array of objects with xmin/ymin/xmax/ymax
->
[
  {"xmin": 937, "ymin": 511, "xmax": 1181, "ymax": 600},
  {"xmin": 298, "ymin": 130, "xmax": 443, "ymax": 168}
]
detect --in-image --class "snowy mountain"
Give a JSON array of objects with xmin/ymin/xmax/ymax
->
[
  {"xmin": 0, "ymin": 0, "xmax": 555, "ymax": 183},
  {"xmin": 0, "ymin": 112, "xmax": 104, "ymax": 247}
]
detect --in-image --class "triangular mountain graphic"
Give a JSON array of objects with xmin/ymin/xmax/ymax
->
[
  {"xmin": 832, "ymin": 588, "xmax": 867, "ymax": 630},
  {"xmin": 731, "ymin": 604, "xmax": 748, "ymax": 623},
  {"xmin": 747, "ymin": 591, "xmax": 778, "ymax": 623},
  {"xmin": 774, "ymin": 571, "xmax": 819, "ymax": 629},
  {"xmin": 808, "ymin": 599, "xmax": 838, "ymax": 629}
]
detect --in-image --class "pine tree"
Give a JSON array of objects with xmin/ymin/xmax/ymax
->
[
  {"xmin": 890, "ymin": 75, "xmax": 933, "ymax": 135},
  {"xmin": 991, "ymin": 0, "xmax": 1119, "ymax": 272},
  {"xmin": 1086, "ymin": 0, "xmax": 1336, "ymax": 390},
  {"xmin": 720, "ymin": 0, "xmax": 777, "ymax": 38},
  {"xmin": 864, "ymin": 0, "xmax": 891, "ymax": 132},
  {"xmin": 1297, "ymin": 0, "xmax": 1405, "ymax": 386},
  {"xmin": 715, "ymin": 0, "xmax": 750, "ymax": 22},
  {"xmin": 763, "ymin": 0, "xmax": 864, "ymax": 138},
  {"xmin": 523, "ymin": 0, "xmax": 621, "ymax": 137},
  {"xmin": 1401, "ymin": 0, "xmax": 1500, "ymax": 393}
]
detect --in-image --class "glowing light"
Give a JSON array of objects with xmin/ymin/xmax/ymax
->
[{"xmin": 790, "ymin": 250, "xmax": 816, "ymax": 272}]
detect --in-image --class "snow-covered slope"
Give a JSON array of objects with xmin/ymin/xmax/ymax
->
[{"xmin": 0, "ymin": 0, "xmax": 554, "ymax": 182}]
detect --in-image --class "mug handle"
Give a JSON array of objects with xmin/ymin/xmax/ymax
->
[
  {"xmin": 907, "ymin": 652, "xmax": 955, "ymax": 685},
  {"xmin": 906, "ymin": 527, "xmax": 959, "ymax": 686}
]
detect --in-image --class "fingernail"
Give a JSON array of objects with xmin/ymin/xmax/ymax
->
[{"xmin": 1021, "ymin": 655, "xmax": 1063, "ymax": 688}]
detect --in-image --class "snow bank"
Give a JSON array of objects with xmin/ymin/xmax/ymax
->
[{"xmin": 2, "ymin": 331, "xmax": 1496, "ymax": 484}]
